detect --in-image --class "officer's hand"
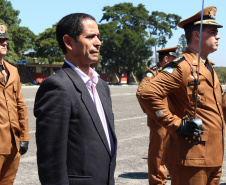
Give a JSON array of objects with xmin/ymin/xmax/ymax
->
[
  {"xmin": 20, "ymin": 141, "xmax": 29, "ymax": 155},
  {"xmin": 176, "ymin": 119, "xmax": 204, "ymax": 136}
]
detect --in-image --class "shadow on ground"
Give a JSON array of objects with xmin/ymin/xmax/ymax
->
[{"xmin": 118, "ymin": 172, "xmax": 148, "ymax": 179}]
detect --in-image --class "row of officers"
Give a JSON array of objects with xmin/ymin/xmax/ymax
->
[{"xmin": 0, "ymin": 4, "xmax": 225, "ymax": 185}]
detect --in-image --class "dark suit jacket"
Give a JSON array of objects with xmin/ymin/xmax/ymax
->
[{"xmin": 34, "ymin": 62, "xmax": 117, "ymax": 185}]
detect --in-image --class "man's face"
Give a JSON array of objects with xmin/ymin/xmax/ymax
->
[
  {"xmin": 201, "ymin": 25, "xmax": 220, "ymax": 55},
  {"xmin": 71, "ymin": 19, "xmax": 101, "ymax": 67},
  {"xmin": 167, "ymin": 55, "xmax": 176, "ymax": 63},
  {"xmin": 0, "ymin": 38, "xmax": 7, "ymax": 58},
  {"xmin": 159, "ymin": 55, "xmax": 176, "ymax": 67}
]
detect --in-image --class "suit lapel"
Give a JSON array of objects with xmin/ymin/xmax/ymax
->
[{"xmin": 62, "ymin": 62, "xmax": 111, "ymax": 155}]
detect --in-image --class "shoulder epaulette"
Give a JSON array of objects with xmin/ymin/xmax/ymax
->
[{"xmin": 170, "ymin": 56, "xmax": 185, "ymax": 65}]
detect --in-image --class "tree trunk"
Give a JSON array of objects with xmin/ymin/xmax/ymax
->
[
  {"xmin": 127, "ymin": 70, "xmax": 131, "ymax": 84},
  {"xmin": 119, "ymin": 72, "xmax": 122, "ymax": 84}
]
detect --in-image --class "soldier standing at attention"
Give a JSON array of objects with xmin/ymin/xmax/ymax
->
[
  {"xmin": 0, "ymin": 23, "xmax": 29, "ymax": 184},
  {"xmin": 137, "ymin": 46, "xmax": 178, "ymax": 185},
  {"xmin": 137, "ymin": 6, "xmax": 223, "ymax": 185}
]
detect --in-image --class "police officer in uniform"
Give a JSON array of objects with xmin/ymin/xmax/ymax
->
[
  {"xmin": 137, "ymin": 6, "xmax": 223, "ymax": 185},
  {"xmin": 0, "ymin": 24, "xmax": 29, "ymax": 184},
  {"xmin": 137, "ymin": 46, "xmax": 178, "ymax": 185}
]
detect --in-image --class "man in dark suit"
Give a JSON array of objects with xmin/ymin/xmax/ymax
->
[{"xmin": 34, "ymin": 13, "xmax": 117, "ymax": 185}]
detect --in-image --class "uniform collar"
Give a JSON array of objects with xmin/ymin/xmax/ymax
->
[{"xmin": 186, "ymin": 48, "xmax": 215, "ymax": 66}]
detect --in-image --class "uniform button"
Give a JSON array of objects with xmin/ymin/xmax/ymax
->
[
  {"xmin": 6, "ymin": 98, "xmax": 8, "ymax": 101},
  {"xmin": 221, "ymin": 116, "xmax": 224, "ymax": 118},
  {"xmin": 217, "ymin": 102, "xmax": 219, "ymax": 105},
  {"xmin": 8, "ymin": 109, "xmax": 11, "ymax": 112}
]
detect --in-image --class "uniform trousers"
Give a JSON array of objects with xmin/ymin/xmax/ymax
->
[
  {"xmin": 0, "ymin": 141, "xmax": 20, "ymax": 185},
  {"xmin": 165, "ymin": 163, "xmax": 222, "ymax": 185},
  {"xmin": 148, "ymin": 116, "xmax": 169, "ymax": 185}
]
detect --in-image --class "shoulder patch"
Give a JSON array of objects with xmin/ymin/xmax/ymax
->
[
  {"xmin": 146, "ymin": 72, "xmax": 153, "ymax": 77},
  {"xmin": 163, "ymin": 66, "xmax": 176, "ymax": 74},
  {"xmin": 170, "ymin": 56, "xmax": 185, "ymax": 65}
]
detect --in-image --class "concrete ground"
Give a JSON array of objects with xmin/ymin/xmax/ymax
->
[{"xmin": 14, "ymin": 85, "xmax": 226, "ymax": 185}]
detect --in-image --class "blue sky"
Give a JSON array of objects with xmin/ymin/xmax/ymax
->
[{"xmin": 9, "ymin": 0, "xmax": 226, "ymax": 66}]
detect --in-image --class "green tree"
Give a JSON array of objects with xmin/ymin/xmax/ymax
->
[
  {"xmin": 177, "ymin": 34, "xmax": 187, "ymax": 55},
  {"xmin": 214, "ymin": 66, "xmax": 226, "ymax": 84},
  {"xmin": 0, "ymin": 0, "xmax": 35, "ymax": 63},
  {"xmin": 99, "ymin": 3, "xmax": 181, "ymax": 84},
  {"xmin": 35, "ymin": 24, "xmax": 64, "ymax": 64},
  {"xmin": 0, "ymin": 0, "xmax": 20, "ymax": 25},
  {"xmin": 148, "ymin": 11, "xmax": 181, "ymax": 48},
  {"xmin": 99, "ymin": 3, "xmax": 153, "ymax": 84},
  {"xmin": 9, "ymin": 24, "xmax": 36, "ymax": 58}
]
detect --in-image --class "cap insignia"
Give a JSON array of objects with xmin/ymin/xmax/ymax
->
[
  {"xmin": 0, "ymin": 25, "xmax": 6, "ymax": 34},
  {"xmin": 209, "ymin": 7, "xmax": 217, "ymax": 19}
]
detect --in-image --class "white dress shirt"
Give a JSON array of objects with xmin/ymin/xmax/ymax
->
[{"xmin": 65, "ymin": 60, "xmax": 114, "ymax": 155}]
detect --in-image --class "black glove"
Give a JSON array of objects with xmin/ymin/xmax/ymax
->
[
  {"xmin": 20, "ymin": 141, "xmax": 29, "ymax": 155},
  {"xmin": 176, "ymin": 119, "xmax": 204, "ymax": 136}
]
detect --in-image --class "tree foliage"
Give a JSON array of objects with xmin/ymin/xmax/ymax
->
[
  {"xmin": 177, "ymin": 34, "xmax": 187, "ymax": 55},
  {"xmin": 99, "ymin": 3, "xmax": 153, "ymax": 84},
  {"xmin": 148, "ymin": 11, "xmax": 181, "ymax": 48},
  {"xmin": 99, "ymin": 3, "xmax": 181, "ymax": 83},
  {"xmin": 0, "ymin": 0, "xmax": 35, "ymax": 63},
  {"xmin": 35, "ymin": 24, "xmax": 64, "ymax": 64},
  {"xmin": 214, "ymin": 67, "xmax": 226, "ymax": 84},
  {"xmin": 0, "ymin": 0, "xmax": 20, "ymax": 25}
]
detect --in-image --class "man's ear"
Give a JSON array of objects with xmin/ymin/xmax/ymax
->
[
  {"xmin": 164, "ymin": 55, "xmax": 168, "ymax": 63},
  {"xmin": 193, "ymin": 31, "xmax": 200, "ymax": 42},
  {"xmin": 63, "ymin": 35, "xmax": 73, "ymax": 51}
]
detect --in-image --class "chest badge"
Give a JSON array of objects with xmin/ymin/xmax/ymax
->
[{"xmin": 197, "ymin": 94, "xmax": 201, "ymax": 101}]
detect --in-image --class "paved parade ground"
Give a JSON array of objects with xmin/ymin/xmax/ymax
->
[{"xmin": 14, "ymin": 85, "xmax": 226, "ymax": 185}]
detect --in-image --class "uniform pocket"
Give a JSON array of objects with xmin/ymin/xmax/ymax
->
[{"xmin": 181, "ymin": 130, "xmax": 208, "ymax": 160}]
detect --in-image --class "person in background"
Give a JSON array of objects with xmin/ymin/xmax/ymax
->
[
  {"xmin": 0, "ymin": 23, "xmax": 29, "ymax": 184},
  {"xmin": 137, "ymin": 46, "xmax": 178, "ymax": 185}
]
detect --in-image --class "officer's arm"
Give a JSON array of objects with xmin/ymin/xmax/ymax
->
[
  {"xmin": 16, "ymin": 70, "xmax": 29, "ymax": 142},
  {"xmin": 136, "ymin": 70, "xmax": 155, "ymax": 114},
  {"xmin": 137, "ymin": 64, "xmax": 183, "ymax": 133}
]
